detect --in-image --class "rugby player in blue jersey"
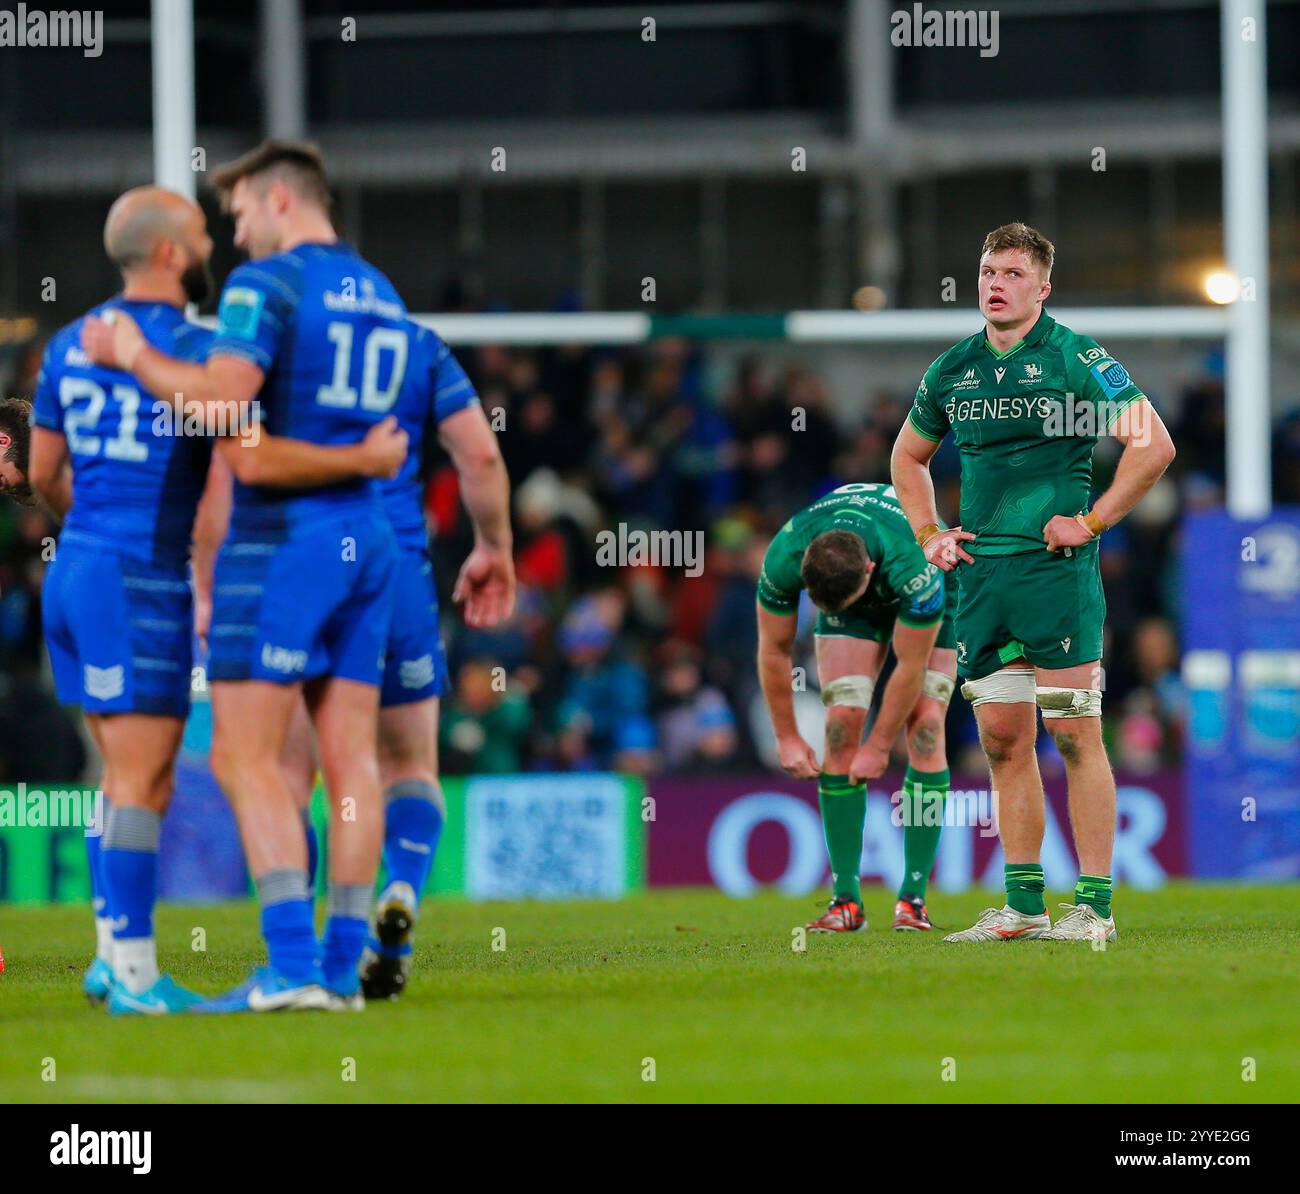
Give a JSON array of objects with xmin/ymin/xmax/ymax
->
[
  {"xmin": 188, "ymin": 329, "xmax": 513, "ymax": 1002},
  {"xmin": 28, "ymin": 185, "xmax": 405, "ymax": 1015},
  {"xmin": 82, "ymin": 143, "xmax": 446, "ymax": 1011},
  {"xmin": 361, "ymin": 316, "xmax": 512, "ymax": 998}
]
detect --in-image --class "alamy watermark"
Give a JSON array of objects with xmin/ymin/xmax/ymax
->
[
  {"xmin": 0, "ymin": 784, "xmax": 103, "ymax": 832},
  {"xmin": 152, "ymin": 397, "xmax": 262, "ymax": 445},
  {"xmin": 891, "ymin": 782, "xmax": 1000, "ymax": 838},
  {"xmin": 891, "ymin": 5, "xmax": 1000, "ymax": 58},
  {"xmin": 0, "ymin": 6, "xmax": 103, "ymax": 58},
  {"xmin": 596, "ymin": 524, "xmax": 704, "ymax": 578}
]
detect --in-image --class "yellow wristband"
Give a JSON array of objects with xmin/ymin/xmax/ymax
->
[
  {"xmin": 1077, "ymin": 510, "xmax": 1106, "ymax": 538},
  {"xmin": 915, "ymin": 522, "xmax": 941, "ymax": 548}
]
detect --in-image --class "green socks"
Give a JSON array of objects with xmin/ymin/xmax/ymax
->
[
  {"xmin": 1004, "ymin": 862, "xmax": 1046, "ymax": 916},
  {"xmin": 818, "ymin": 773, "xmax": 867, "ymax": 903},
  {"xmin": 898, "ymin": 766, "xmax": 949, "ymax": 901},
  {"xmin": 1075, "ymin": 873, "xmax": 1113, "ymax": 919}
]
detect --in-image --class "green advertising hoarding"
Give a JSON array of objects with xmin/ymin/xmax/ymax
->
[{"xmin": 1, "ymin": 775, "xmax": 646, "ymax": 904}]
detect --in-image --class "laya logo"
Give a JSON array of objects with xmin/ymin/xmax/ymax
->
[
  {"xmin": 260, "ymin": 643, "xmax": 308, "ymax": 674},
  {"xmin": 1075, "ymin": 345, "xmax": 1111, "ymax": 367},
  {"xmin": 50, "ymin": 1125, "xmax": 151, "ymax": 1174}
]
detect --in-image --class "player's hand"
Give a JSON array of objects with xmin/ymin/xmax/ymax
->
[
  {"xmin": 452, "ymin": 543, "xmax": 516, "ymax": 628},
  {"xmin": 1043, "ymin": 514, "xmax": 1092, "ymax": 552},
  {"xmin": 849, "ymin": 740, "xmax": 890, "ymax": 783},
  {"xmin": 922, "ymin": 526, "xmax": 976, "ymax": 572},
  {"xmin": 80, "ymin": 310, "xmax": 145, "ymax": 372},
  {"xmin": 776, "ymin": 733, "xmax": 820, "ymax": 780},
  {"xmin": 358, "ymin": 416, "xmax": 409, "ymax": 479}
]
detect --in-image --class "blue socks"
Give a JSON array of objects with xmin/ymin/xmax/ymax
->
[
  {"xmin": 383, "ymin": 779, "xmax": 444, "ymax": 897},
  {"xmin": 257, "ymin": 869, "xmax": 321, "ymax": 986},
  {"xmin": 101, "ymin": 804, "xmax": 162, "ymax": 994},
  {"xmin": 322, "ymin": 884, "xmax": 371, "ymax": 995}
]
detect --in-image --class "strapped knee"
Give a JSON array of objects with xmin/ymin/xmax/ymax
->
[
  {"xmin": 821, "ymin": 674, "xmax": 876, "ymax": 710},
  {"xmin": 921, "ymin": 669, "xmax": 955, "ymax": 706},
  {"xmin": 1036, "ymin": 687, "xmax": 1102, "ymax": 719},
  {"xmin": 960, "ymin": 668, "xmax": 1036, "ymax": 706}
]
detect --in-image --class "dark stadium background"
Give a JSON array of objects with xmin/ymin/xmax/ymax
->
[{"xmin": 0, "ymin": 1, "xmax": 1297, "ymax": 887}]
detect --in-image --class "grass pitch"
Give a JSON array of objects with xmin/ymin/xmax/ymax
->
[{"xmin": 1, "ymin": 883, "xmax": 1297, "ymax": 1103}]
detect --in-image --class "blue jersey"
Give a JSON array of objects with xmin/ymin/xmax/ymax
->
[
  {"xmin": 381, "ymin": 320, "xmax": 480, "ymax": 552},
  {"xmin": 210, "ymin": 242, "xmax": 412, "ymax": 537},
  {"xmin": 32, "ymin": 298, "xmax": 214, "ymax": 568}
]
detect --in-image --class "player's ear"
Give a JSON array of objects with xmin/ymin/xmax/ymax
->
[{"xmin": 268, "ymin": 178, "xmax": 292, "ymax": 215}]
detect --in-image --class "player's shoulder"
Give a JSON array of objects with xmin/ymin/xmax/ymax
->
[
  {"xmin": 170, "ymin": 316, "xmax": 216, "ymax": 361},
  {"xmin": 404, "ymin": 317, "xmax": 442, "ymax": 359},
  {"xmin": 1045, "ymin": 316, "xmax": 1108, "ymax": 361},
  {"xmin": 221, "ymin": 253, "xmax": 309, "ymax": 314},
  {"xmin": 926, "ymin": 328, "xmax": 985, "ymax": 376},
  {"xmin": 320, "ymin": 242, "xmax": 405, "ymax": 298},
  {"xmin": 38, "ymin": 304, "xmax": 111, "ymax": 373}
]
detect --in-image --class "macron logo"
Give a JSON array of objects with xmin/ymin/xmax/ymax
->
[
  {"xmin": 50, "ymin": 1125, "xmax": 151, "ymax": 1175},
  {"xmin": 260, "ymin": 643, "xmax": 308, "ymax": 675},
  {"xmin": 84, "ymin": 664, "xmax": 125, "ymax": 701}
]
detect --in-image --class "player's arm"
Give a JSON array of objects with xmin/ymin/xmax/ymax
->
[
  {"xmin": 439, "ymin": 403, "xmax": 515, "ymax": 628},
  {"xmin": 27, "ymin": 426, "xmax": 73, "ymax": 519},
  {"xmin": 863, "ymin": 620, "xmax": 940, "ymax": 760},
  {"xmin": 80, "ymin": 310, "xmax": 263, "ymax": 420},
  {"xmin": 1044, "ymin": 350, "xmax": 1176, "ymax": 550},
  {"xmin": 892, "ymin": 366, "xmax": 976, "ymax": 571},
  {"xmin": 756, "ymin": 602, "xmax": 819, "ymax": 779},
  {"xmin": 215, "ymin": 418, "xmax": 408, "ymax": 488},
  {"xmin": 1093, "ymin": 399, "xmax": 1176, "ymax": 524},
  {"xmin": 892, "ymin": 424, "xmax": 977, "ymax": 571},
  {"xmin": 891, "ymin": 421, "xmax": 943, "ymax": 533},
  {"xmin": 191, "ymin": 450, "xmax": 232, "ymax": 647}
]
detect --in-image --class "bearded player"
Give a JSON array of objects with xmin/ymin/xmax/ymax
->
[
  {"xmin": 757, "ymin": 482, "xmax": 958, "ymax": 933},
  {"xmin": 30, "ymin": 185, "xmax": 404, "ymax": 1015},
  {"xmin": 891, "ymin": 223, "xmax": 1175, "ymax": 943},
  {"xmin": 82, "ymin": 142, "xmax": 422, "ymax": 1010}
]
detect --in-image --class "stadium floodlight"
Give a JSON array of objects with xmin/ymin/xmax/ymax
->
[{"xmin": 1203, "ymin": 271, "xmax": 1240, "ymax": 306}]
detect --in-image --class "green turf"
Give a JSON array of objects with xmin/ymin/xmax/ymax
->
[{"xmin": 1, "ymin": 883, "xmax": 1297, "ymax": 1103}]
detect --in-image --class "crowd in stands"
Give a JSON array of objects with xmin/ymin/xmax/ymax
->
[{"xmin": 0, "ymin": 329, "xmax": 1280, "ymax": 784}]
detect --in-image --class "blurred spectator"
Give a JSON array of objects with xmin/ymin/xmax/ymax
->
[
  {"xmin": 439, "ymin": 660, "xmax": 532, "ymax": 775},
  {"xmin": 4, "ymin": 321, "xmax": 1267, "ymax": 780},
  {"xmin": 552, "ymin": 591, "xmax": 656, "ymax": 770},
  {"xmin": 654, "ymin": 641, "xmax": 740, "ymax": 772}
]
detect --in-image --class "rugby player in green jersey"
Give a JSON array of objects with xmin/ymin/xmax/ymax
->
[
  {"xmin": 891, "ymin": 223, "xmax": 1176, "ymax": 943},
  {"xmin": 757, "ymin": 483, "xmax": 959, "ymax": 933}
]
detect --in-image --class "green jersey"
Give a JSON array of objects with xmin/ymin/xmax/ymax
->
[
  {"xmin": 757, "ymin": 483, "xmax": 945, "ymax": 628},
  {"xmin": 907, "ymin": 311, "xmax": 1147, "ymax": 556}
]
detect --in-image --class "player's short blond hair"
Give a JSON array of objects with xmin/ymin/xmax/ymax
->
[{"xmin": 981, "ymin": 223, "xmax": 1055, "ymax": 279}]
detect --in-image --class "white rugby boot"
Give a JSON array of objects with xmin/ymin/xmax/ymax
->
[{"xmin": 942, "ymin": 905, "xmax": 1051, "ymax": 942}]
